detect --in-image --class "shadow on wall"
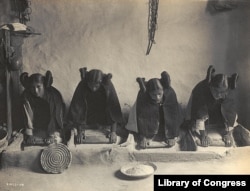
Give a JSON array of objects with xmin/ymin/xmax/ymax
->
[
  {"xmin": 0, "ymin": 0, "xmax": 16, "ymax": 23},
  {"xmin": 225, "ymin": 1, "xmax": 250, "ymax": 129},
  {"xmin": 206, "ymin": 0, "xmax": 250, "ymax": 129},
  {"xmin": 206, "ymin": 0, "xmax": 238, "ymax": 15}
]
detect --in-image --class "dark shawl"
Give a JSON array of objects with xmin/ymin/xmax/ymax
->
[
  {"xmin": 67, "ymin": 77, "xmax": 123, "ymax": 127},
  {"xmin": 136, "ymin": 84, "xmax": 180, "ymax": 139},
  {"xmin": 190, "ymin": 79, "xmax": 237, "ymax": 127},
  {"xmin": 21, "ymin": 86, "xmax": 65, "ymax": 134}
]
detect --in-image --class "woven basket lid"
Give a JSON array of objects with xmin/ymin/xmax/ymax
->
[{"xmin": 40, "ymin": 143, "xmax": 72, "ymax": 174}]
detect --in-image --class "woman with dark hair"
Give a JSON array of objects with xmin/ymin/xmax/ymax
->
[
  {"xmin": 180, "ymin": 65, "xmax": 250, "ymax": 150},
  {"xmin": 67, "ymin": 68, "xmax": 123, "ymax": 144},
  {"xmin": 122, "ymin": 72, "xmax": 181, "ymax": 149},
  {"xmin": 20, "ymin": 71, "xmax": 65, "ymax": 145}
]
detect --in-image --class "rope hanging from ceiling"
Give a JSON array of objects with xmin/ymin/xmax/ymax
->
[{"xmin": 146, "ymin": 0, "xmax": 159, "ymax": 55}]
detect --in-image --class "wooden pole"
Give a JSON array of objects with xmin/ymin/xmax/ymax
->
[{"xmin": 4, "ymin": 30, "xmax": 12, "ymax": 141}]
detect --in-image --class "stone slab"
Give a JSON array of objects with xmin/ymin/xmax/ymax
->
[
  {"xmin": 0, "ymin": 129, "xmax": 236, "ymax": 171},
  {"xmin": 1, "ymin": 142, "xmax": 232, "ymax": 171}
]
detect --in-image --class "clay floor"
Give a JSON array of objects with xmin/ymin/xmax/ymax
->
[{"xmin": 0, "ymin": 140, "xmax": 250, "ymax": 191}]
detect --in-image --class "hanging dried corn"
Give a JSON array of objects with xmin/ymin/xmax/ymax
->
[{"xmin": 146, "ymin": 0, "xmax": 159, "ymax": 55}]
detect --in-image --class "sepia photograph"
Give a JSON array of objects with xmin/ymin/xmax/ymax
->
[{"xmin": 0, "ymin": 0, "xmax": 250, "ymax": 190}]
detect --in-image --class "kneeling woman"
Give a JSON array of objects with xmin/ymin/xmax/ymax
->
[
  {"xmin": 180, "ymin": 65, "xmax": 250, "ymax": 150},
  {"xmin": 123, "ymin": 71, "xmax": 181, "ymax": 149},
  {"xmin": 67, "ymin": 68, "xmax": 123, "ymax": 144},
  {"xmin": 20, "ymin": 71, "xmax": 65, "ymax": 145}
]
